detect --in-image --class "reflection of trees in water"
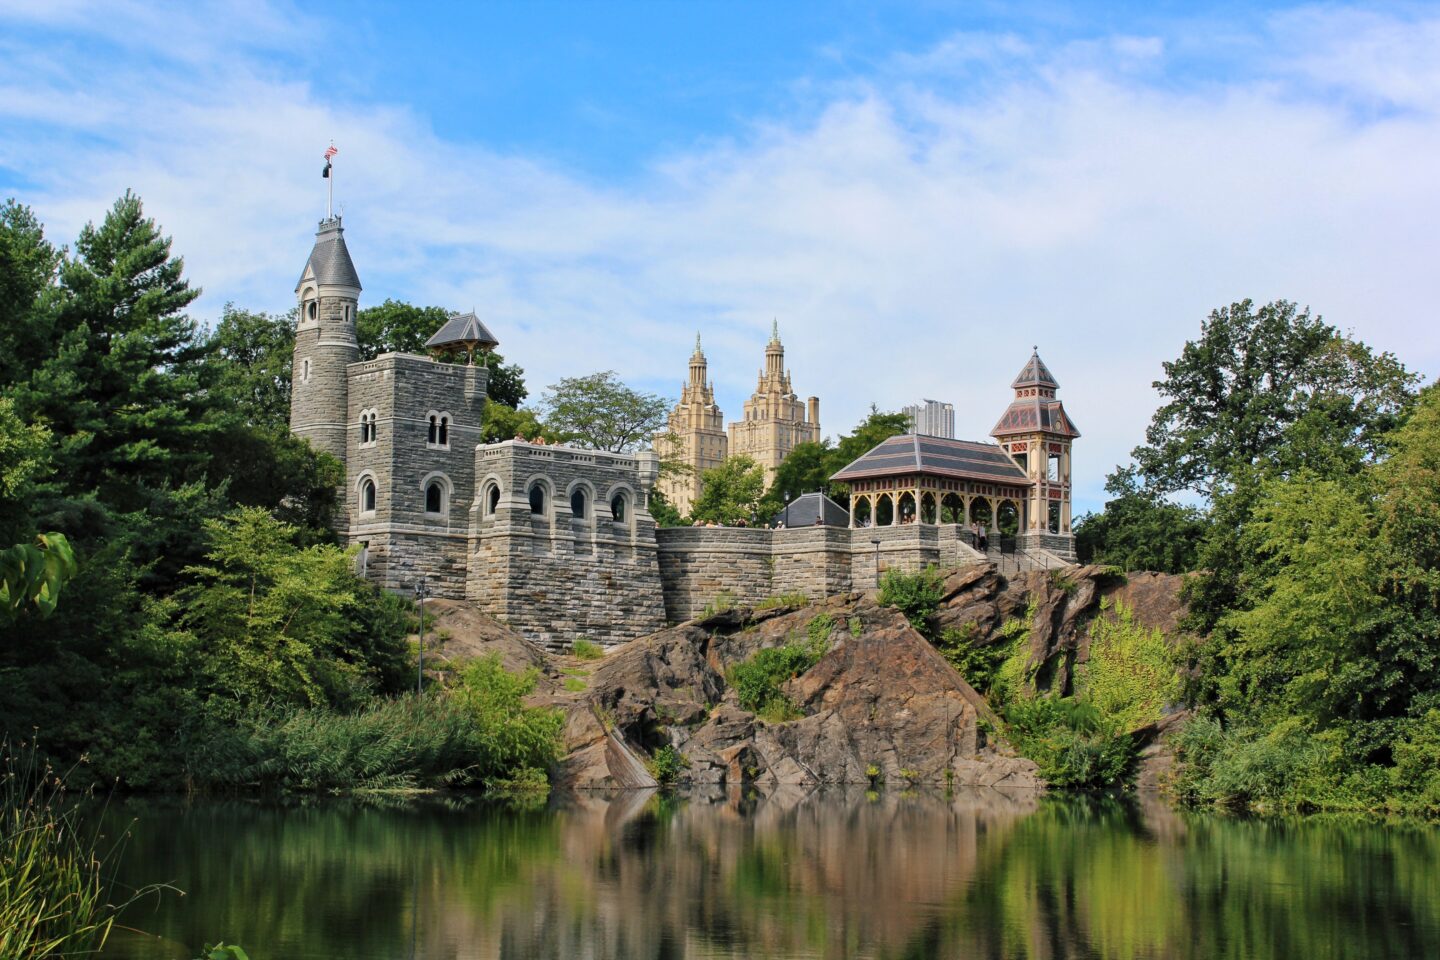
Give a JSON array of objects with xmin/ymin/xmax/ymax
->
[{"xmin": 104, "ymin": 789, "xmax": 1440, "ymax": 960}]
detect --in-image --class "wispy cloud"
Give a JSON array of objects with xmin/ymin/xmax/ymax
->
[{"xmin": 1, "ymin": 2, "xmax": 1436, "ymax": 511}]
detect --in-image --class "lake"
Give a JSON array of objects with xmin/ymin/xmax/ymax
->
[{"xmin": 100, "ymin": 787, "xmax": 1440, "ymax": 960}]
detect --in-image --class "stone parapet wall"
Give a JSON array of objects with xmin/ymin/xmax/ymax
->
[{"xmin": 657, "ymin": 524, "xmax": 992, "ymax": 622}]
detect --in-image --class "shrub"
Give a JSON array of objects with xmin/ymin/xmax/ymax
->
[
  {"xmin": 189, "ymin": 655, "xmax": 563, "ymax": 793},
  {"xmin": 755, "ymin": 591, "xmax": 808, "ymax": 611},
  {"xmin": 1003, "ymin": 697, "xmax": 1135, "ymax": 788},
  {"xmin": 877, "ymin": 565, "xmax": 945, "ymax": 634},
  {"xmin": 648, "ymin": 745, "xmax": 688, "ymax": 785},
  {"xmin": 934, "ymin": 623, "xmax": 1007, "ymax": 692},
  {"xmin": 1078, "ymin": 599, "xmax": 1180, "ymax": 733},
  {"xmin": 571, "ymin": 638, "xmax": 605, "ymax": 660},
  {"xmin": 701, "ymin": 591, "xmax": 736, "ymax": 619},
  {"xmin": 727, "ymin": 632, "xmax": 830, "ymax": 720}
]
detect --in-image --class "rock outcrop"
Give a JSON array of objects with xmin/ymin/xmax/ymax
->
[
  {"xmin": 559, "ymin": 594, "xmax": 1040, "ymax": 791},
  {"xmin": 421, "ymin": 562, "xmax": 1190, "ymax": 793}
]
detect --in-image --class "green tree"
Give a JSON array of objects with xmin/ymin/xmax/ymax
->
[
  {"xmin": 1132, "ymin": 299, "xmax": 1415, "ymax": 499},
  {"xmin": 16, "ymin": 191, "xmax": 211, "ymax": 509},
  {"xmin": 481, "ymin": 402, "xmax": 559, "ymax": 444},
  {"xmin": 1073, "ymin": 468, "xmax": 1206, "ymax": 572},
  {"xmin": 536, "ymin": 371, "xmax": 670, "ymax": 452},
  {"xmin": 691, "ymin": 456, "xmax": 765, "ymax": 526},
  {"xmin": 207, "ymin": 304, "xmax": 295, "ymax": 430},
  {"xmin": 175, "ymin": 507, "xmax": 410, "ymax": 709},
  {"xmin": 0, "ymin": 200, "xmax": 62, "ymax": 389},
  {"xmin": 757, "ymin": 440, "xmax": 833, "ymax": 521},
  {"xmin": 356, "ymin": 300, "xmax": 527, "ymax": 406}
]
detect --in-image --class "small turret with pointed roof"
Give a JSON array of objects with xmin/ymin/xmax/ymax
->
[{"xmin": 991, "ymin": 346, "xmax": 1078, "ymax": 556}]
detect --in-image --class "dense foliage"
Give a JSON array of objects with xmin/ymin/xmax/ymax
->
[
  {"xmin": 536, "ymin": 370, "xmax": 670, "ymax": 452},
  {"xmin": 1076, "ymin": 297, "xmax": 1436, "ymax": 812},
  {"xmin": 0, "ymin": 194, "xmax": 561, "ymax": 797}
]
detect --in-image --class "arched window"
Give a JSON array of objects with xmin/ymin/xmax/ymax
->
[
  {"xmin": 570, "ymin": 488, "xmax": 587, "ymax": 519},
  {"xmin": 425, "ymin": 481, "xmax": 443, "ymax": 514},
  {"xmin": 300, "ymin": 358, "xmax": 312, "ymax": 384},
  {"xmin": 529, "ymin": 483, "xmax": 546, "ymax": 515},
  {"xmin": 438, "ymin": 416, "xmax": 449, "ymax": 446},
  {"xmin": 610, "ymin": 493, "xmax": 627, "ymax": 523},
  {"xmin": 486, "ymin": 484, "xmax": 500, "ymax": 515},
  {"xmin": 427, "ymin": 415, "xmax": 438, "ymax": 445},
  {"xmin": 307, "ymin": 301, "xmax": 318, "ymax": 320},
  {"xmin": 360, "ymin": 478, "xmax": 377, "ymax": 514}
]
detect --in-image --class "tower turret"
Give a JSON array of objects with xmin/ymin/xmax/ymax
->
[
  {"xmin": 290, "ymin": 216, "xmax": 362, "ymax": 462},
  {"xmin": 990, "ymin": 348, "xmax": 1080, "ymax": 558}
]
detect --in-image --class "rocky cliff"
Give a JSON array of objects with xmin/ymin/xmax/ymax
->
[{"xmin": 423, "ymin": 563, "xmax": 1189, "ymax": 792}]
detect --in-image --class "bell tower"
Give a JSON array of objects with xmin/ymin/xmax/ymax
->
[
  {"xmin": 290, "ymin": 216, "xmax": 362, "ymax": 463},
  {"xmin": 990, "ymin": 348, "xmax": 1080, "ymax": 558}
]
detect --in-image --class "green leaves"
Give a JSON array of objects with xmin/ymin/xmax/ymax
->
[
  {"xmin": 691, "ymin": 455, "xmax": 765, "ymax": 525},
  {"xmin": 0, "ymin": 532, "xmax": 76, "ymax": 622},
  {"xmin": 536, "ymin": 370, "xmax": 670, "ymax": 453}
]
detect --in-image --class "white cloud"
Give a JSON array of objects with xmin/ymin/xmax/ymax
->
[{"xmin": 1, "ymin": 2, "xmax": 1437, "ymax": 513}]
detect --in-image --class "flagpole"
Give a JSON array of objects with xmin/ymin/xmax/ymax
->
[{"xmin": 327, "ymin": 151, "xmax": 334, "ymax": 220}]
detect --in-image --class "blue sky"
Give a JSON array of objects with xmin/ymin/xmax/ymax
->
[{"xmin": 2, "ymin": 0, "xmax": 1437, "ymax": 512}]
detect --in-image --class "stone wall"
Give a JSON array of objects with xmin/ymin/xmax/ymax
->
[
  {"xmin": 468, "ymin": 442, "xmax": 666, "ymax": 650},
  {"xmin": 656, "ymin": 524, "xmax": 988, "ymax": 622},
  {"xmin": 346, "ymin": 353, "xmax": 489, "ymax": 598}
]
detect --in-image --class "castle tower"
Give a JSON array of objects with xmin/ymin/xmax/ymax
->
[
  {"xmin": 290, "ymin": 216, "xmax": 362, "ymax": 462},
  {"xmin": 727, "ymin": 321, "xmax": 820, "ymax": 483},
  {"xmin": 990, "ymin": 348, "xmax": 1080, "ymax": 558},
  {"xmin": 655, "ymin": 333, "xmax": 728, "ymax": 516}
]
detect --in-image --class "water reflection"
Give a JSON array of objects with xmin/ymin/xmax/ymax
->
[{"xmin": 102, "ymin": 788, "xmax": 1440, "ymax": 960}]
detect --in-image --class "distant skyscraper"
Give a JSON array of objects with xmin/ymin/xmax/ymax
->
[{"xmin": 903, "ymin": 399, "xmax": 955, "ymax": 439}]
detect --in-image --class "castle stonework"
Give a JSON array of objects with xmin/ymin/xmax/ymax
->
[
  {"xmin": 467, "ymin": 441, "xmax": 666, "ymax": 648},
  {"xmin": 728, "ymin": 322, "xmax": 820, "ymax": 481},
  {"xmin": 286, "ymin": 216, "xmax": 1077, "ymax": 651}
]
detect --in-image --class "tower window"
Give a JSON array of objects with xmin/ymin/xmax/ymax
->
[
  {"xmin": 360, "ymin": 478, "xmax": 377, "ymax": 514},
  {"xmin": 425, "ymin": 481, "xmax": 443, "ymax": 515},
  {"xmin": 439, "ymin": 416, "xmax": 449, "ymax": 446},
  {"xmin": 300, "ymin": 358, "xmax": 312, "ymax": 384},
  {"xmin": 529, "ymin": 483, "xmax": 546, "ymax": 515},
  {"xmin": 570, "ymin": 488, "xmax": 587, "ymax": 519},
  {"xmin": 1047, "ymin": 453, "xmax": 1061, "ymax": 482},
  {"xmin": 486, "ymin": 484, "xmax": 500, "ymax": 515},
  {"xmin": 610, "ymin": 493, "xmax": 627, "ymax": 523},
  {"xmin": 1048, "ymin": 502, "xmax": 1062, "ymax": 534},
  {"xmin": 308, "ymin": 301, "xmax": 318, "ymax": 321},
  {"xmin": 359, "ymin": 411, "xmax": 378, "ymax": 445},
  {"xmin": 427, "ymin": 415, "xmax": 437, "ymax": 444}
]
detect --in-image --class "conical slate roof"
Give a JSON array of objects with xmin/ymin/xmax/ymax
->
[
  {"xmin": 425, "ymin": 311, "xmax": 500, "ymax": 352},
  {"xmin": 1011, "ymin": 349, "xmax": 1058, "ymax": 389},
  {"xmin": 296, "ymin": 217, "xmax": 361, "ymax": 291}
]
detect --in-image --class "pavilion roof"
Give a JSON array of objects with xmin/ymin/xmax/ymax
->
[
  {"xmin": 774, "ymin": 491, "xmax": 849, "ymax": 527},
  {"xmin": 830, "ymin": 434, "xmax": 1030, "ymax": 485},
  {"xmin": 425, "ymin": 311, "xmax": 500, "ymax": 353}
]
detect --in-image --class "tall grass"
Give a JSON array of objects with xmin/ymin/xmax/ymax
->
[
  {"xmin": 189, "ymin": 655, "xmax": 563, "ymax": 793},
  {"xmin": 1, "ymin": 740, "xmax": 117, "ymax": 959}
]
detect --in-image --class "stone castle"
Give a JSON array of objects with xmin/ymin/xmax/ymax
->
[{"xmin": 287, "ymin": 215, "xmax": 1079, "ymax": 650}]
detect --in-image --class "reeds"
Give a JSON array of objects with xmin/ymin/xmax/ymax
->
[{"xmin": 0, "ymin": 740, "xmax": 114, "ymax": 959}]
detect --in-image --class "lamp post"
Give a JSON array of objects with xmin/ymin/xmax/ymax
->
[
  {"xmin": 871, "ymin": 538, "xmax": 882, "ymax": 588},
  {"xmin": 413, "ymin": 579, "xmax": 429, "ymax": 695}
]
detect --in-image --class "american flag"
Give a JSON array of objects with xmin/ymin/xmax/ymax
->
[{"xmin": 324, "ymin": 144, "xmax": 338, "ymax": 160}]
